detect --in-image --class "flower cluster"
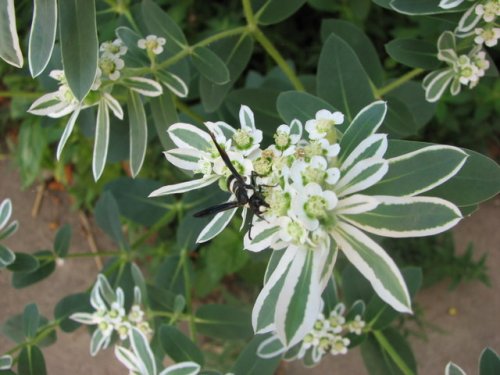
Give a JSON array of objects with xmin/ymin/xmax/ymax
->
[
  {"xmin": 138, "ymin": 35, "xmax": 167, "ymax": 55},
  {"xmin": 70, "ymin": 275, "xmax": 152, "ymax": 356},
  {"xmin": 98, "ymin": 38, "xmax": 128, "ymax": 82},
  {"xmin": 150, "ymin": 102, "xmax": 465, "ymax": 348}
]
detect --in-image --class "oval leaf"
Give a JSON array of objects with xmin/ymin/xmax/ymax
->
[
  {"xmin": 192, "ymin": 46, "xmax": 230, "ymax": 85},
  {"xmin": 385, "ymin": 38, "xmax": 439, "ymax": 69},
  {"xmin": 29, "ymin": 0, "xmax": 57, "ymax": 77},
  {"xmin": 195, "ymin": 304, "xmax": 253, "ymax": 340},
  {"xmin": 18, "ymin": 346, "xmax": 46, "ymax": 375},
  {"xmin": 159, "ymin": 325, "xmax": 204, "ymax": 365}
]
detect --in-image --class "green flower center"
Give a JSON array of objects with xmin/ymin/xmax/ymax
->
[
  {"xmin": 304, "ymin": 195, "xmax": 328, "ymax": 219},
  {"xmin": 266, "ymin": 190, "xmax": 290, "ymax": 216},
  {"xmin": 316, "ymin": 119, "xmax": 335, "ymax": 133},
  {"xmin": 99, "ymin": 57, "xmax": 117, "ymax": 75},
  {"xmin": 232, "ymin": 129, "xmax": 253, "ymax": 149},
  {"xmin": 319, "ymin": 337, "xmax": 331, "ymax": 350},
  {"xmin": 145, "ymin": 39, "xmax": 160, "ymax": 51},
  {"xmin": 274, "ymin": 131, "xmax": 290, "ymax": 150},
  {"xmin": 98, "ymin": 321, "xmax": 110, "ymax": 332},
  {"xmin": 253, "ymin": 157, "xmax": 272, "ymax": 176},
  {"xmin": 304, "ymin": 141, "xmax": 324, "ymax": 159},
  {"xmin": 303, "ymin": 166, "xmax": 326, "ymax": 185},
  {"xmin": 313, "ymin": 319, "xmax": 325, "ymax": 331},
  {"xmin": 108, "ymin": 309, "xmax": 119, "ymax": 319},
  {"xmin": 460, "ymin": 66, "xmax": 473, "ymax": 78},
  {"xmin": 287, "ymin": 221, "xmax": 305, "ymax": 243},
  {"xmin": 117, "ymin": 325, "xmax": 129, "ymax": 337}
]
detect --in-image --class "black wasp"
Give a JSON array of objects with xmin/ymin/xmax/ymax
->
[{"xmin": 193, "ymin": 131, "xmax": 269, "ymax": 238}]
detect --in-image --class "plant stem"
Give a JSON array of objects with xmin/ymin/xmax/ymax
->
[
  {"xmin": 376, "ymin": 68, "xmax": 424, "ymax": 97},
  {"xmin": 180, "ymin": 247, "xmax": 196, "ymax": 340},
  {"xmin": 0, "ymin": 91, "xmax": 43, "ymax": 98},
  {"xmin": 174, "ymin": 98, "xmax": 205, "ymax": 124},
  {"xmin": 373, "ymin": 330, "xmax": 415, "ymax": 375},
  {"xmin": 6, "ymin": 321, "xmax": 59, "ymax": 357}
]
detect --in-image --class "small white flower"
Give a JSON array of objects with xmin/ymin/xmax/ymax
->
[
  {"xmin": 128, "ymin": 305, "xmax": 145, "ymax": 323},
  {"xmin": 293, "ymin": 183, "xmax": 337, "ymax": 231},
  {"xmin": 305, "ymin": 110, "xmax": 344, "ymax": 140},
  {"xmin": 277, "ymin": 217, "xmax": 308, "ymax": 245},
  {"xmin": 99, "ymin": 54, "xmax": 125, "ymax": 81},
  {"xmin": 474, "ymin": 27, "xmax": 500, "ymax": 47},
  {"xmin": 330, "ymin": 335, "xmax": 350, "ymax": 355},
  {"xmin": 475, "ymin": 1, "xmax": 499, "ymax": 23},
  {"xmin": 328, "ymin": 309, "xmax": 346, "ymax": 334},
  {"xmin": 346, "ymin": 315, "xmax": 365, "ymax": 335},
  {"xmin": 272, "ymin": 123, "xmax": 301, "ymax": 155},
  {"xmin": 472, "ymin": 51, "xmax": 490, "ymax": 76},
  {"xmin": 138, "ymin": 34, "xmax": 166, "ymax": 55},
  {"xmin": 213, "ymin": 150, "xmax": 253, "ymax": 178},
  {"xmin": 115, "ymin": 322, "xmax": 131, "ymax": 340},
  {"xmin": 100, "ymin": 38, "xmax": 128, "ymax": 56}
]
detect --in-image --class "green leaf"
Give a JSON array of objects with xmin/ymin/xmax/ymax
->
[
  {"xmin": 54, "ymin": 293, "xmax": 92, "ymax": 332},
  {"xmin": 6, "ymin": 252, "xmax": 39, "ymax": 272},
  {"xmin": 127, "ymin": 91, "xmax": 148, "ymax": 178},
  {"xmin": 1, "ymin": 313, "xmax": 55, "ymax": 347},
  {"xmin": 0, "ymin": 198, "xmax": 12, "ymax": 230},
  {"xmin": 381, "ymin": 97, "xmax": 419, "ymax": 137},
  {"xmin": 0, "ymin": 355, "xmax": 12, "ymax": 370},
  {"xmin": 231, "ymin": 334, "xmax": 282, "ymax": 375},
  {"xmin": 149, "ymin": 92, "xmax": 178, "ymax": 150},
  {"xmin": 105, "ymin": 177, "xmax": 174, "ymax": 227},
  {"xmin": 200, "ymin": 35, "xmax": 254, "ymax": 112},
  {"xmin": 156, "ymin": 70, "xmax": 189, "ymax": 98},
  {"xmin": 385, "ymin": 39, "xmax": 439, "ymax": 69},
  {"xmin": 446, "ymin": 362, "xmax": 466, "ymax": 375},
  {"xmin": 58, "ymin": 0, "xmax": 98, "ymax": 101},
  {"xmin": 155, "ymin": 255, "xmax": 186, "ymax": 295},
  {"xmin": 317, "ymin": 34, "xmax": 374, "ymax": 122},
  {"xmin": 94, "ymin": 191, "xmax": 128, "ymax": 249},
  {"xmin": 141, "ymin": 0, "xmax": 187, "ymax": 49},
  {"xmin": 0, "ymin": 245, "xmax": 16, "ymax": 268},
  {"xmin": 256, "ymin": 0, "xmax": 307, "ymax": 25},
  {"xmin": 480, "ymin": 347, "xmax": 500, "ymax": 375},
  {"xmin": 29, "ymin": 0, "xmax": 57, "ymax": 77},
  {"xmin": 390, "ymin": 0, "xmax": 469, "ymax": 15},
  {"xmin": 277, "ymin": 91, "xmax": 338, "ymax": 125},
  {"xmin": 130, "ymin": 328, "xmax": 156, "ymax": 375},
  {"xmin": 159, "ymin": 325, "xmax": 204, "ymax": 365},
  {"xmin": 387, "ymin": 141, "xmax": 500, "ymax": 207},
  {"xmin": 12, "ymin": 250, "xmax": 55, "ymax": 289},
  {"xmin": 53, "ymin": 224, "xmax": 72, "ymax": 258},
  {"xmin": 192, "ymin": 46, "xmax": 230, "ymax": 85},
  {"xmin": 23, "ymin": 304, "xmax": 40, "ymax": 339},
  {"xmin": 339, "ymin": 101, "xmax": 387, "ymax": 162},
  {"xmin": 424, "ymin": 68, "xmax": 454, "ymax": 103},
  {"xmin": 0, "ymin": 0, "xmax": 23, "ymax": 67},
  {"xmin": 195, "ymin": 304, "xmax": 253, "ymax": 340},
  {"xmin": 115, "ymin": 26, "xmax": 149, "ymax": 68},
  {"xmin": 16, "ymin": 120, "xmax": 48, "ymax": 188},
  {"xmin": 18, "ymin": 346, "xmax": 46, "ymax": 375},
  {"xmin": 321, "ymin": 19, "xmax": 385, "ymax": 86},
  {"xmin": 366, "ymin": 145, "xmax": 468, "ymax": 196}
]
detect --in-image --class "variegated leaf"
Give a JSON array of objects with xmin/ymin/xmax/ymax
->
[
  {"xmin": 336, "ymin": 194, "xmax": 379, "ymax": 215},
  {"xmin": 156, "ymin": 70, "xmax": 189, "ymax": 98},
  {"xmin": 92, "ymin": 99, "xmax": 110, "ymax": 181},
  {"xmin": 244, "ymin": 220, "xmax": 280, "ymax": 252},
  {"xmin": 28, "ymin": 92, "xmax": 68, "ymax": 116},
  {"xmin": 56, "ymin": 106, "xmax": 81, "ymax": 159},
  {"xmin": 148, "ymin": 175, "xmax": 219, "ymax": 197},
  {"xmin": 0, "ymin": 198, "xmax": 12, "ymax": 231},
  {"xmin": 342, "ymin": 195, "xmax": 462, "ymax": 238},
  {"xmin": 239, "ymin": 105, "xmax": 255, "ymax": 130},
  {"xmin": 439, "ymin": 0, "xmax": 465, "ymax": 9},
  {"xmin": 125, "ymin": 77, "xmax": 163, "ymax": 97},
  {"xmin": 159, "ymin": 362, "xmax": 201, "ymax": 375},
  {"xmin": 457, "ymin": 3, "xmax": 482, "ymax": 33},
  {"xmin": 103, "ymin": 93, "xmax": 123, "ymax": 119},
  {"xmin": 332, "ymin": 222, "xmax": 412, "ymax": 313},
  {"xmin": 115, "ymin": 346, "xmax": 141, "ymax": 374},
  {"xmin": 437, "ymin": 31, "xmax": 456, "ymax": 51},
  {"xmin": 129, "ymin": 328, "xmax": 156, "ymax": 375},
  {"xmin": 336, "ymin": 158, "xmax": 388, "ymax": 197},
  {"xmin": 165, "ymin": 148, "xmax": 202, "ymax": 171},
  {"xmin": 341, "ymin": 133, "xmax": 388, "ymax": 171},
  {"xmin": 197, "ymin": 199, "xmax": 237, "ymax": 243},
  {"xmin": 168, "ymin": 123, "xmax": 212, "ymax": 150},
  {"xmin": 425, "ymin": 69, "xmax": 454, "ymax": 102},
  {"xmin": 257, "ymin": 335, "xmax": 286, "ymax": 359},
  {"xmin": 0, "ymin": 0, "xmax": 23, "ymax": 67},
  {"xmin": 0, "ymin": 244, "xmax": 15, "ymax": 268}
]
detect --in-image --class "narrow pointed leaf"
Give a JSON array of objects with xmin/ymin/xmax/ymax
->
[
  {"xmin": 160, "ymin": 362, "xmax": 201, "ymax": 375},
  {"xmin": 243, "ymin": 221, "xmax": 280, "ymax": 252},
  {"xmin": 124, "ymin": 77, "xmax": 163, "ymax": 97},
  {"xmin": 156, "ymin": 70, "xmax": 189, "ymax": 98},
  {"xmin": 29, "ymin": 0, "xmax": 57, "ymax": 77},
  {"xmin": 92, "ymin": 100, "xmax": 110, "ymax": 180},
  {"xmin": 165, "ymin": 148, "xmax": 201, "ymax": 171},
  {"xmin": 0, "ymin": 0, "xmax": 23, "ymax": 67},
  {"xmin": 342, "ymin": 133, "xmax": 388, "ymax": 171},
  {"xmin": 192, "ymin": 46, "xmax": 230, "ymax": 85},
  {"xmin": 130, "ymin": 328, "xmax": 156, "ymax": 375},
  {"xmin": 148, "ymin": 175, "xmax": 219, "ymax": 197},
  {"xmin": 58, "ymin": 0, "xmax": 98, "ymax": 101},
  {"xmin": 56, "ymin": 106, "xmax": 81, "ymax": 160},
  {"xmin": 150, "ymin": 92, "xmax": 178, "ymax": 150},
  {"xmin": 168, "ymin": 123, "xmax": 212, "ymax": 150},
  {"xmin": 446, "ymin": 362, "xmax": 466, "ymax": 375},
  {"xmin": 332, "ymin": 222, "xmax": 411, "ymax": 313},
  {"xmin": 0, "ymin": 198, "xmax": 12, "ymax": 230},
  {"xmin": 425, "ymin": 68, "xmax": 454, "ymax": 102},
  {"xmin": 128, "ymin": 91, "xmax": 148, "ymax": 177},
  {"xmin": 196, "ymin": 205, "xmax": 237, "ymax": 243},
  {"xmin": 336, "ymin": 159, "xmax": 388, "ymax": 197}
]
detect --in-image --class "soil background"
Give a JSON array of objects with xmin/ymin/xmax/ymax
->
[{"xmin": 1, "ymin": 158, "xmax": 499, "ymax": 375}]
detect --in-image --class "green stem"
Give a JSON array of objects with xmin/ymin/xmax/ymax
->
[
  {"xmin": 36, "ymin": 251, "xmax": 119, "ymax": 261},
  {"xmin": 123, "ymin": 10, "xmax": 141, "ymax": 34},
  {"xmin": 376, "ymin": 68, "xmax": 424, "ymax": 97},
  {"xmin": 0, "ymin": 91, "xmax": 43, "ymax": 98},
  {"xmin": 373, "ymin": 331, "xmax": 415, "ymax": 375},
  {"xmin": 174, "ymin": 98, "xmax": 205, "ymax": 124},
  {"xmin": 180, "ymin": 247, "xmax": 196, "ymax": 340},
  {"xmin": 242, "ymin": 0, "xmax": 256, "ymax": 26},
  {"xmin": 6, "ymin": 321, "xmax": 59, "ymax": 357}
]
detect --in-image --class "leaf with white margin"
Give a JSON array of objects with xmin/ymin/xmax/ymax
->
[
  {"xmin": 168, "ymin": 123, "xmax": 212, "ymax": 151},
  {"xmin": 253, "ymin": 246, "xmax": 299, "ymax": 333},
  {"xmin": 156, "ymin": 70, "xmax": 189, "ymax": 98},
  {"xmin": 437, "ymin": 31, "xmax": 456, "ymax": 51},
  {"xmin": 69, "ymin": 312, "xmax": 98, "ymax": 325},
  {"xmin": 336, "ymin": 158, "xmax": 388, "ymax": 197},
  {"xmin": 28, "ymin": 92, "xmax": 69, "ymax": 116},
  {"xmin": 159, "ymin": 361, "xmax": 201, "ymax": 375},
  {"xmin": 0, "ymin": 198, "xmax": 12, "ymax": 231},
  {"xmin": 115, "ymin": 346, "xmax": 141, "ymax": 374},
  {"xmin": 128, "ymin": 90, "xmax": 148, "ymax": 177},
  {"xmin": 165, "ymin": 148, "xmax": 202, "ymax": 171},
  {"xmin": 289, "ymin": 119, "xmax": 302, "ymax": 138},
  {"xmin": 257, "ymin": 335, "xmax": 287, "ymax": 359},
  {"xmin": 457, "ymin": 3, "xmax": 481, "ymax": 33},
  {"xmin": 125, "ymin": 77, "xmax": 163, "ymax": 97},
  {"xmin": 365, "ymin": 145, "xmax": 468, "ymax": 197},
  {"xmin": 0, "ymin": 220, "xmax": 17, "ymax": 241},
  {"xmin": 0, "ymin": 0, "xmax": 23, "ymax": 67},
  {"xmin": 339, "ymin": 101, "xmax": 387, "ymax": 164},
  {"xmin": 149, "ymin": 175, "xmax": 219, "ymax": 197},
  {"xmin": 0, "ymin": 354, "xmax": 12, "ymax": 370},
  {"xmin": 97, "ymin": 274, "xmax": 117, "ymax": 305},
  {"xmin": 425, "ymin": 68, "xmax": 454, "ymax": 102},
  {"xmin": 244, "ymin": 220, "xmax": 280, "ymax": 252},
  {"xmin": 56, "ymin": 106, "xmax": 81, "ymax": 160},
  {"xmin": 438, "ymin": 49, "xmax": 458, "ymax": 65},
  {"xmin": 445, "ymin": 362, "xmax": 466, "ymax": 375},
  {"xmin": 342, "ymin": 195, "xmax": 462, "ymax": 238},
  {"xmin": 0, "ymin": 244, "xmax": 15, "ymax": 268},
  {"xmin": 103, "ymin": 93, "xmax": 123, "ymax": 119},
  {"xmin": 197, "ymin": 198, "xmax": 238, "ymax": 243},
  {"xmin": 239, "ymin": 105, "xmax": 255, "ymax": 130},
  {"xmin": 341, "ymin": 133, "xmax": 388, "ymax": 171},
  {"xmin": 205, "ymin": 120, "xmax": 236, "ymax": 139},
  {"xmin": 29, "ymin": 0, "xmax": 57, "ymax": 77},
  {"xmin": 90, "ymin": 328, "xmax": 110, "ymax": 356},
  {"xmin": 275, "ymin": 248, "xmax": 322, "ymax": 347},
  {"xmin": 319, "ymin": 243, "xmax": 338, "ymax": 290},
  {"xmin": 336, "ymin": 194, "xmax": 379, "ymax": 215},
  {"xmin": 264, "ymin": 248, "xmax": 286, "ymax": 284},
  {"xmin": 92, "ymin": 100, "xmax": 110, "ymax": 181},
  {"xmin": 422, "ymin": 70, "xmax": 442, "ymax": 90},
  {"xmin": 129, "ymin": 328, "xmax": 156, "ymax": 375},
  {"xmin": 439, "ymin": 0, "xmax": 465, "ymax": 9},
  {"xmin": 331, "ymin": 221, "xmax": 412, "ymax": 313}
]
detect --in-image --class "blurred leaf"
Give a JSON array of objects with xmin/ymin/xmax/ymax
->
[
  {"xmin": 0, "ymin": 245, "xmax": 16, "ymax": 269},
  {"xmin": 159, "ymin": 325, "xmax": 204, "ymax": 365},
  {"xmin": 150, "ymin": 92, "xmax": 178, "ymax": 150},
  {"xmin": 1, "ymin": 313, "xmax": 55, "ymax": 347},
  {"xmin": 16, "ymin": 120, "xmax": 48, "ymax": 188},
  {"xmin": 155, "ymin": 255, "xmax": 186, "ymax": 295},
  {"xmin": 53, "ymin": 224, "xmax": 71, "ymax": 258},
  {"xmin": 195, "ymin": 304, "xmax": 253, "ymax": 340},
  {"xmin": 200, "ymin": 35, "xmax": 254, "ymax": 112},
  {"xmin": 147, "ymin": 285, "xmax": 177, "ymax": 312},
  {"xmin": 321, "ymin": 19, "xmax": 385, "ymax": 86},
  {"xmin": 58, "ymin": 0, "xmax": 98, "ymax": 100},
  {"xmin": 386, "ymin": 38, "xmax": 439, "ymax": 70},
  {"xmin": 192, "ymin": 46, "xmax": 229, "ymax": 85},
  {"xmin": 54, "ymin": 293, "xmax": 92, "ymax": 332},
  {"xmin": 277, "ymin": 91, "xmax": 338, "ymax": 125},
  {"xmin": 94, "ymin": 191, "xmax": 128, "ymax": 250},
  {"xmin": 6, "ymin": 253, "xmax": 39, "ymax": 272},
  {"xmin": 92, "ymin": 99, "xmax": 110, "ymax": 181},
  {"xmin": 0, "ymin": 0, "xmax": 23, "ymax": 67},
  {"xmin": 230, "ymin": 334, "xmax": 282, "ymax": 375},
  {"xmin": 18, "ymin": 346, "xmax": 46, "ymax": 375},
  {"xmin": 390, "ymin": 0, "xmax": 469, "ymax": 15},
  {"xmin": 257, "ymin": 0, "xmax": 307, "ymax": 25},
  {"xmin": 317, "ymin": 34, "xmax": 374, "ymax": 122},
  {"xmin": 480, "ymin": 347, "xmax": 500, "ymax": 375},
  {"xmin": 23, "ymin": 304, "xmax": 40, "ymax": 339},
  {"xmin": 29, "ymin": 0, "xmax": 57, "ymax": 77},
  {"xmin": 128, "ymin": 91, "xmax": 148, "ymax": 178},
  {"xmin": 12, "ymin": 250, "xmax": 55, "ymax": 289}
]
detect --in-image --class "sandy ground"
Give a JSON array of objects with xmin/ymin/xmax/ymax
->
[{"xmin": 0, "ymin": 158, "xmax": 498, "ymax": 375}]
